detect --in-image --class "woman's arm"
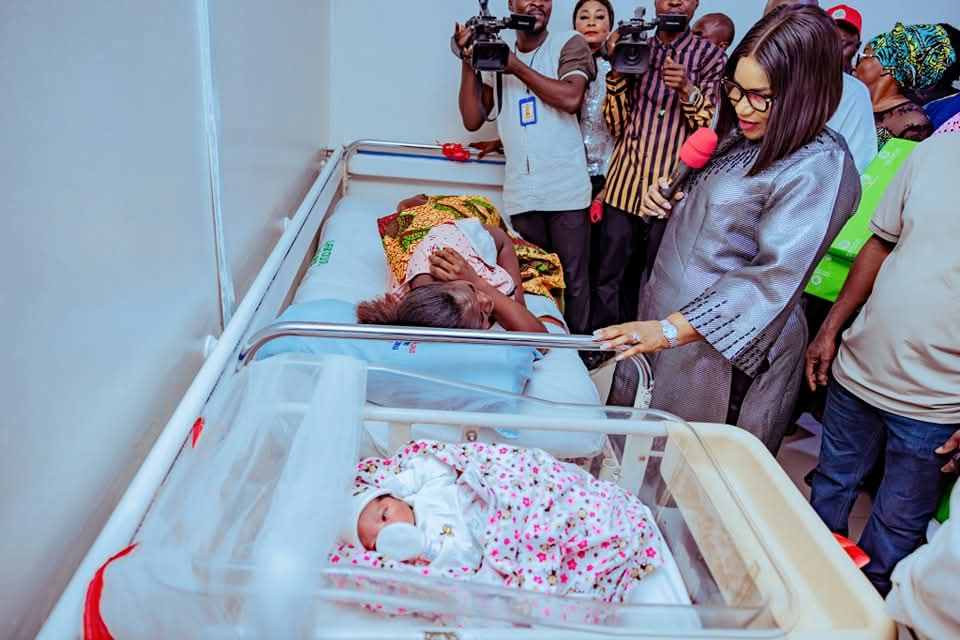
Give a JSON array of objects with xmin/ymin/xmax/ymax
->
[
  {"xmin": 477, "ymin": 279, "xmax": 547, "ymax": 333},
  {"xmin": 594, "ymin": 312, "xmax": 702, "ymax": 361},
  {"xmin": 595, "ymin": 147, "xmax": 862, "ymax": 374},
  {"xmin": 430, "ymin": 247, "xmax": 546, "ymax": 333},
  {"xmin": 483, "ymin": 224, "xmax": 525, "ymax": 304}
]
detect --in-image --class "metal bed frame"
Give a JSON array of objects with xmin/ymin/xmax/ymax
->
[{"xmin": 37, "ymin": 139, "xmax": 893, "ymax": 640}]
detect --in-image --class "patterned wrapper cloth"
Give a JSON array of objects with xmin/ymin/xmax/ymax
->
[{"xmin": 378, "ymin": 195, "xmax": 566, "ymax": 309}]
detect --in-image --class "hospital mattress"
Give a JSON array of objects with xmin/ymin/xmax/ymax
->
[{"xmin": 291, "ymin": 195, "xmax": 605, "ymax": 458}]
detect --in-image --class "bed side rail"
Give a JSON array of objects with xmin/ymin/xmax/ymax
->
[{"xmin": 238, "ymin": 321, "xmax": 605, "ymax": 368}]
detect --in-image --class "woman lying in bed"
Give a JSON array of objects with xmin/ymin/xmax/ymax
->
[{"xmin": 357, "ymin": 194, "xmax": 567, "ymax": 334}]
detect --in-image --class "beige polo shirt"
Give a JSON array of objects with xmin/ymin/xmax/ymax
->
[{"xmin": 833, "ymin": 133, "xmax": 960, "ymax": 423}]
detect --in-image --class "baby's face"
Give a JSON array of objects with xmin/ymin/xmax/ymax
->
[{"xmin": 357, "ymin": 495, "xmax": 415, "ymax": 550}]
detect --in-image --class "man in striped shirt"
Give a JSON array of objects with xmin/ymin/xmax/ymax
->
[{"xmin": 592, "ymin": 0, "xmax": 725, "ymax": 330}]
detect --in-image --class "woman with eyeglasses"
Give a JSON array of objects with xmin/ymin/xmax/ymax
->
[
  {"xmin": 854, "ymin": 23, "xmax": 956, "ymax": 150},
  {"xmin": 593, "ymin": 5, "xmax": 861, "ymax": 453}
]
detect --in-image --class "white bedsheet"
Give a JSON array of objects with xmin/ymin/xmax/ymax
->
[{"xmin": 295, "ymin": 195, "xmax": 604, "ymax": 457}]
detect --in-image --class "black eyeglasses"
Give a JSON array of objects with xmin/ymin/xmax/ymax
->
[{"xmin": 721, "ymin": 78, "xmax": 774, "ymax": 113}]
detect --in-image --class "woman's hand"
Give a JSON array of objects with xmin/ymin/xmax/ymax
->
[
  {"xmin": 429, "ymin": 247, "xmax": 479, "ymax": 284},
  {"xmin": 639, "ymin": 178, "xmax": 684, "ymax": 219},
  {"xmin": 593, "ymin": 321, "xmax": 668, "ymax": 360}
]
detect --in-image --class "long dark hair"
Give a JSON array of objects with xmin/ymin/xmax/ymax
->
[
  {"xmin": 356, "ymin": 283, "xmax": 474, "ymax": 329},
  {"xmin": 716, "ymin": 5, "xmax": 843, "ymax": 175},
  {"xmin": 572, "ymin": 0, "xmax": 615, "ymax": 30}
]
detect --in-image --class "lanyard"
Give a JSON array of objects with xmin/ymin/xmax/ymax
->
[{"xmin": 515, "ymin": 42, "xmax": 544, "ymax": 95}]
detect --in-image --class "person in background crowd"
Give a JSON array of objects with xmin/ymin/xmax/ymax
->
[
  {"xmin": 691, "ymin": 12, "xmax": 735, "ymax": 51},
  {"xmin": 925, "ymin": 90, "xmax": 960, "ymax": 129},
  {"xmin": 453, "ymin": 0, "xmax": 596, "ymax": 336},
  {"xmin": 855, "ymin": 23, "xmax": 956, "ymax": 149},
  {"xmin": 595, "ymin": 5, "xmax": 861, "ymax": 454},
  {"xmin": 763, "ymin": 0, "xmax": 818, "ymax": 15},
  {"xmin": 806, "ymin": 134, "xmax": 960, "ymax": 596},
  {"xmin": 573, "ymin": 0, "xmax": 616, "ymax": 204},
  {"xmin": 919, "ymin": 24, "xmax": 960, "ymax": 125},
  {"xmin": 886, "ymin": 479, "xmax": 960, "ymax": 640},
  {"xmin": 572, "ymin": 0, "xmax": 617, "ymax": 365},
  {"xmin": 826, "ymin": 4, "xmax": 862, "ymax": 74},
  {"xmin": 934, "ymin": 110, "xmax": 960, "ymax": 134},
  {"xmin": 597, "ymin": 0, "xmax": 725, "ymax": 332},
  {"xmin": 907, "ymin": 23, "xmax": 960, "ymax": 106},
  {"xmin": 763, "ymin": 0, "xmax": 877, "ymax": 172}
]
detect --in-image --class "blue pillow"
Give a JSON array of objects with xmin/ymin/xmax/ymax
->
[{"xmin": 256, "ymin": 299, "xmax": 538, "ymax": 395}]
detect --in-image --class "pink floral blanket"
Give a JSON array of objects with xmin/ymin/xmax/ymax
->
[{"xmin": 331, "ymin": 440, "xmax": 663, "ymax": 609}]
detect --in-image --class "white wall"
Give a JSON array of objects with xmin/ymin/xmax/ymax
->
[
  {"xmin": 328, "ymin": 0, "xmax": 960, "ymax": 147},
  {"xmin": 0, "ymin": 2, "xmax": 330, "ymax": 637},
  {"xmin": 0, "ymin": 4, "xmax": 220, "ymax": 637},
  {"xmin": 215, "ymin": 0, "xmax": 332, "ymax": 301}
]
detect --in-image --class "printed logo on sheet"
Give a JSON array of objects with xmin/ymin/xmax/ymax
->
[
  {"xmin": 312, "ymin": 240, "xmax": 336, "ymax": 266},
  {"xmin": 391, "ymin": 341, "xmax": 418, "ymax": 354}
]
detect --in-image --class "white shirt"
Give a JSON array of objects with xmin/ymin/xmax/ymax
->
[
  {"xmin": 380, "ymin": 455, "xmax": 482, "ymax": 572},
  {"xmin": 827, "ymin": 74, "xmax": 878, "ymax": 174},
  {"xmin": 886, "ymin": 484, "xmax": 960, "ymax": 639},
  {"xmin": 483, "ymin": 31, "xmax": 592, "ymax": 215}
]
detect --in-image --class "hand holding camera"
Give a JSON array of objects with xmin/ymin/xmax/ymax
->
[
  {"xmin": 453, "ymin": 22, "xmax": 475, "ymax": 63},
  {"xmin": 609, "ymin": 7, "xmax": 689, "ymax": 75},
  {"xmin": 451, "ymin": 0, "xmax": 535, "ymax": 73}
]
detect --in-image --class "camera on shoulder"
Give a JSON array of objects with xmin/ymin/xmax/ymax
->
[
  {"xmin": 611, "ymin": 7, "xmax": 689, "ymax": 75},
  {"xmin": 454, "ymin": 0, "xmax": 535, "ymax": 73}
]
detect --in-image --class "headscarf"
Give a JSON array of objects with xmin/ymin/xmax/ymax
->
[{"xmin": 868, "ymin": 23, "xmax": 957, "ymax": 90}]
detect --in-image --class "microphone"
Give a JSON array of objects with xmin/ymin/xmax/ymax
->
[{"xmin": 659, "ymin": 128, "xmax": 719, "ymax": 201}]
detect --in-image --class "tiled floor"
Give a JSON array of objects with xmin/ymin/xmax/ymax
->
[{"xmin": 777, "ymin": 412, "xmax": 873, "ymax": 541}]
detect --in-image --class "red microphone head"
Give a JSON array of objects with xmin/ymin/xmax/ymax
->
[{"xmin": 678, "ymin": 128, "xmax": 719, "ymax": 169}]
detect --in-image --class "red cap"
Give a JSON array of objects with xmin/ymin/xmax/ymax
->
[
  {"xmin": 678, "ymin": 128, "xmax": 719, "ymax": 170},
  {"xmin": 827, "ymin": 4, "xmax": 862, "ymax": 36}
]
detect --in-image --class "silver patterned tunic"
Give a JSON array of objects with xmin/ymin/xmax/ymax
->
[
  {"xmin": 580, "ymin": 56, "xmax": 615, "ymax": 177},
  {"xmin": 640, "ymin": 128, "xmax": 862, "ymax": 451}
]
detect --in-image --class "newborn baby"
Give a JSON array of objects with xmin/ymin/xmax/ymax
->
[
  {"xmin": 333, "ymin": 440, "xmax": 663, "ymax": 605},
  {"xmin": 339, "ymin": 453, "xmax": 483, "ymax": 573}
]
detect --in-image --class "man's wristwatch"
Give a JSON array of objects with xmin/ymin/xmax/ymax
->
[
  {"xmin": 660, "ymin": 319, "xmax": 680, "ymax": 349},
  {"xmin": 684, "ymin": 86, "xmax": 701, "ymax": 105}
]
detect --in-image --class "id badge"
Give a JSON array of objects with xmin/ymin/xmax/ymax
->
[{"xmin": 519, "ymin": 96, "xmax": 538, "ymax": 126}]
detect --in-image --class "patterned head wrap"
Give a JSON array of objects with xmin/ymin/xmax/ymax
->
[{"xmin": 868, "ymin": 23, "xmax": 957, "ymax": 90}]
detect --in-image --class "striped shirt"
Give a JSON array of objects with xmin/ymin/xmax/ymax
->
[{"xmin": 603, "ymin": 30, "xmax": 726, "ymax": 216}]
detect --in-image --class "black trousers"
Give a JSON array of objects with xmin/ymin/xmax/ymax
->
[
  {"xmin": 589, "ymin": 203, "xmax": 650, "ymax": 330},
  {"xmin": 511, "ymin": 208, "xmax": 591, "ymax": 335}
]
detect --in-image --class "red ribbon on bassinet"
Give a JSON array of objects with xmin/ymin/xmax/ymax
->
[
  {"xmin": 83, "ymin": 543, "xmax": 139, "ymax": 640},
  {"xmin": 439, "ymin": 141, "xmax": 471, "ymax": 162}
]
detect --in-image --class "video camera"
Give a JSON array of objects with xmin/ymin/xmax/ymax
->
[
  {"xmin": 461, "ymin": 0, "xmax": 535, "ymax": 73},
  {"xmin": 611, "ymin": 8, "xmax": 688, "ymax": 75}
]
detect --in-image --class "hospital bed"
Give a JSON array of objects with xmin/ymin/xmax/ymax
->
[{"xmin": 37, "ymin": 141, "xmax": 893, "ymax": 639}]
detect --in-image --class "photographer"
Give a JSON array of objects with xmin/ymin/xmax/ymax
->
[
  {"xmin": 453, "ymin": 0, "xmax": 596, "ymax": 336},
  {"xmin": 596, "ymin": 0, "xmax": 725, "ymax": 329}
]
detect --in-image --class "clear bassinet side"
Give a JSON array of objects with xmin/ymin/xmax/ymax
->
[{"xmin": 96, "ymin": 353, "xmax": 796, "ymax": 639}]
